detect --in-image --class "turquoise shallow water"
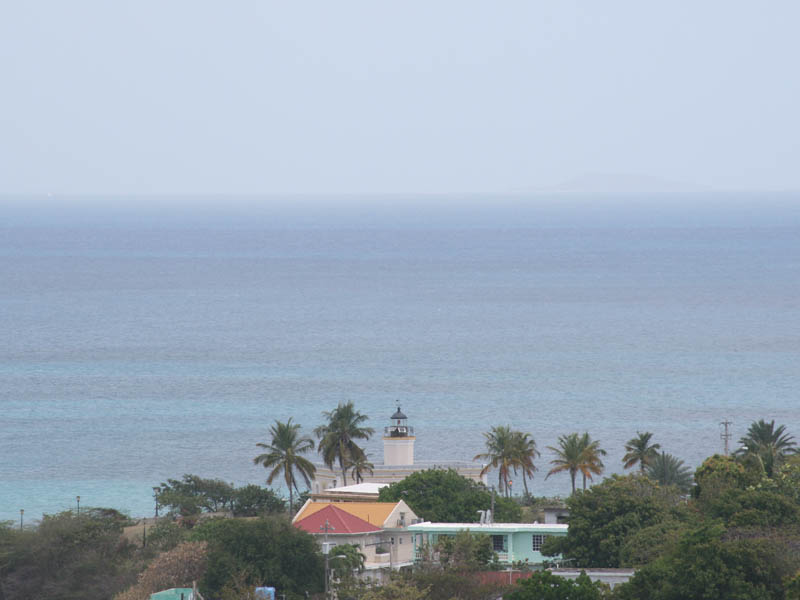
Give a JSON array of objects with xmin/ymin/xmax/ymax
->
[{"xmin": 2, "ymin": 194, "xmax": 799, "ymax": 522}]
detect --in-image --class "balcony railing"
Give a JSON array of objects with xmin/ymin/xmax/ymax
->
[{"xmin": 384, "ymin": 426, "xmax": 414, "ymax": 436}]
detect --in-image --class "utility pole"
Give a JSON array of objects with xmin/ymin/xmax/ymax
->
[
  {"xmin": 720, "ymin": 420, "xmax": 733, "ymax": 456},
  {"xmin": 320, "ymin": 519, "xmax": 335, "ymax": 600}
]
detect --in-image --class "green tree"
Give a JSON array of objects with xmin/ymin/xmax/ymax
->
[
  {"xmin": 757, "ymin": 457, "xmax": 800, "ymax": 503},
  {"xmin": 645, "ymin": 452, "xmax": 693, "ymax": 494},
  {"xmin": 505, "ymin": 570, "xmax": 608, "ymax": 600},
  {"xmin": 435, "ymin": 530, "xmax": 496, "ymax": 571},
  {"xmin": 735, "ymin": 419, "xmax": 797, "ymax": 477},
  {"xmin": 330, "ymin": 543, "xmax": 366, "ymax": 578},
  {"xmin": 786, "ymin": 570, "xmax": 800, "ymax": 600},
  {"xmin": 154, "ymin": 476, "xmax": 285, "ymax": 519},
  {"xmin": 254, "ymin": 418, "xmax": 316, "ymax": 513},
  {"xmin": 360, "ymin": 578, "xmax": 430, "ymax": 600},
  {"xmin": 330, "ymin": 543, "xmax": 368, "ymax": 600},
  {"xmin": 692, "ymin": 454, "xmax": 760, "ymax": 506},
  {"xmin": 702, "ymin": 487, "xmax": 800, "ymax": 527},
  {"xmin": 409, "ymin": 570, "xmax": 505, "ymax": 600},
  {"xmin": 0, "ymin": 508, "xmax": 140, "ymax": 600},
  {"xmin": 232, "ymin": 484, "xmax": 286, "ymax": 517},
  {"xmin": 378, "ymin": 469, "xmax": 521, "ymax": 522},
  {"xmin": 622, "ymin": 432, "xmax": 660, "ymax": 473},
  {"xmin": 545, "ymin": 475, "xmax": 686, "ymax": 568},
  {"xmin": 546, "ymin": 433, "xmax": 607, "ymax": 494},
  {"xmin": 154, "ymin": 474, "xmax": 237, "ymax": 516},
  {"xmin": 145, "ymin": 520, "xmax": 188, "ymax": 553},
  {"xmin": 618, "ymin": 518, "xmax": 694, "ymax": 567},
  {"xmin": 616, "ymin": 524, "xmax": 794, "ymax": 600},
  {"xmin": 315, "ymin": 402, "xmax": 374, "ymax": 487},
  {"xmin": 190, "ymin": 516, "xmax": 324, "ymax": 599}
]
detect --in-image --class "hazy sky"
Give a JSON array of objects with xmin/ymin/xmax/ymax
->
[{"xmin": 1, "ymin": 1, "xmax": 799, "ymax": 195}]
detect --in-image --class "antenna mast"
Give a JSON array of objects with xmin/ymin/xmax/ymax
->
[{"xmin": 720, "ymin": 420, "xmax": 733, "ymax": 456}]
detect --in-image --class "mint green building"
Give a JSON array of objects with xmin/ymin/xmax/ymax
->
[{"xmin": 407, "ymin": 522, "xmax": 568, "ymax": 565}]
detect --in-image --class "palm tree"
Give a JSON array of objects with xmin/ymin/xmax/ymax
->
[
  {"xmin": 735, "ymin": 419, "xmax": 797, "ymax": 477},
  {"xmin": 511, "ymin": 431, "xmax": 540, "ymax": 496},
  {"xmin": 546, "ymin": 433, "xmax": 583, "ymax": 494},
  {"xmin": 253, "ymin": 418, "xmax": 316, "ymax": 513},
  {"xmin": 330, "ymin": 543, "xmax": 367, "ymax": 578},
  {"xmin": 346, "ymin": 453, "xmax": 375, "ymax": 483},
  {"xmin": 646, "ymin": 452, "xmax": 693, "ymax": 493},
  {"xmin": 474, "ymin": 425, "xmax": 517, "ymax": 496},
  {"xmin": 546, "ymin": 432, "xmax": 607, "ymax": 494},
  {"xmin": 577, "ymin": 432, "xmax": 607, "ymax": 490},
  {"xmin": 623, "ymin": 431, "xmax": 661, "ymax": 473},
  {"xmin": 314, "ymin": 402, "xmax": 374, "ymax": 486}
]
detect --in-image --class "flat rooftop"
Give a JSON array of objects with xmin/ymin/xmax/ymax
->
[
  {"xmin": 408, "ymin": 522, "xmax": 569, "ymax": 533},
  {"xmin": 325, "ymin": 482, "xmax": 389, "ymax": 494}
]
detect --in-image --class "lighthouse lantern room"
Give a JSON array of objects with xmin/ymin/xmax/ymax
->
[{"xmin": 383, "ymin": 406, "xmax": 416, "ymax": 466}]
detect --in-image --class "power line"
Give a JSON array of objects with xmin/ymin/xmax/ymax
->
[{"xmin": 720, "ymin": 420, "xmax": 733, "ymax": 456}]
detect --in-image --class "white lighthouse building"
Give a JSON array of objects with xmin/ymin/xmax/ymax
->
[
  {"xmin": 383, "ymin": 406, "xmax": 415, "ymax": 466},
  {"xmin": 311, "ymin": 406, "xmax": 487, "ymax": 494}
]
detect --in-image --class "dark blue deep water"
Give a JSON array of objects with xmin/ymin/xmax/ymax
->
[{"xmin": 2, "ymin": 193, "xmax": 799, "ymax": 521}]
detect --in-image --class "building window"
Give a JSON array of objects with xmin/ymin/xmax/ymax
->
[
  {"xmin": 531, "ymin": 534, "xmax": 548, "ymax": 552},
  {"xmin": 491, "ymin": 535, "xmax": 507, "ymax": 552}
]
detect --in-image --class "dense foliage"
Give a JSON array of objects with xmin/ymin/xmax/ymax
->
[
  {"xmin": 617, "ymin": 524, "xmax": 795, "ymax": 600},
  {"xmin": 541, "ymin": 475, "xmax": 688, "ymax": 568},
  {"xmin": 505, "ymin": 570, "xmax": 609, "ymax": 600},
  {"xmin": 114, "ymin": 541, "xmax": 208, "ymax": 600},
  {"xmin": 377, "ymin": 468, "xmax": 522, "ymax": 522},
  {"xmin": 644, "ymin": 453, "xmax": 693, "ymax": 493},
  {"xmin": 189, "ymin": 516, "xmax": 324, "ymax": 599},
  {"xmin": 153, "ymin": 474, "xmax": 285, "ymax": 517},
  {"xmin": 0, "ymin": 509, "xmax": 141, "ymax": 600},
  {"xmin": 545, "ymin": 421, "xmax": 800, "ymax": 599},
  {"xmin": 434, "ymin": 530, "xmax": 496, "ymax": 571}
]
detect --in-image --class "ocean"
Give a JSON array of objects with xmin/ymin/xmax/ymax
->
[{"xmin": 1, "ymin": 193, "xmax": 799, "ymax": 522}]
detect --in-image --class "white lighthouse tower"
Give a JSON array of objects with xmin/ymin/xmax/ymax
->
[{"xmin": 383, "ymin": 406, "xmax": 415, "ymax": 466}]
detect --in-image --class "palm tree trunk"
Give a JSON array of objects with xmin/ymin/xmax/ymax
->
[
  {"xmin": 339, "ymin": 454, "xmax": 348, "ymax": 486},
  {"xmin": 582, "ymin": 473, "xmax": 587, "ymax": 490},
  {"xmin": 522, "ymin": 472, "xmax": 529, "ymax": 496},
  {"xmin": 570, "ymin": 470, "xmax": 576, "ymax": 494},
  {"xmin": 286, "ymin": 468, "xmax": 294, "ymax": 514}
]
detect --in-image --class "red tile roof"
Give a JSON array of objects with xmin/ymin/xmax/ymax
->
[{"xmin": 293, "ymin": 504, "xmax": 383, "ymax": 535}]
